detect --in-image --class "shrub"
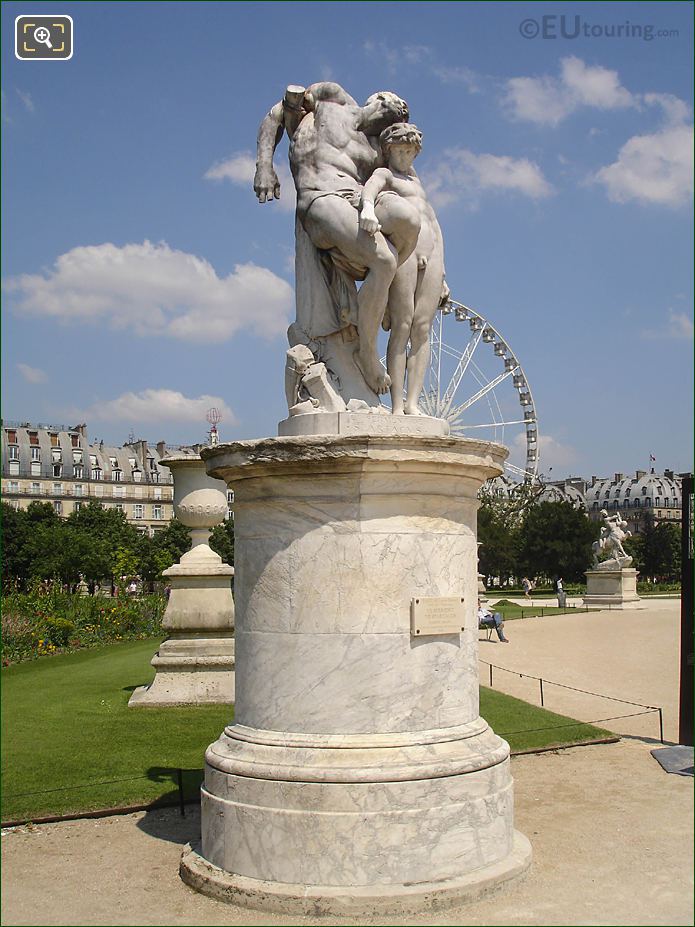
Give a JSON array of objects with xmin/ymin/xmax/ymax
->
[{"xmin": 1, "ymin": 584, "xmax": 167, "ymax": 665}]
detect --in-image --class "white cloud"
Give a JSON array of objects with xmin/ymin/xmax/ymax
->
[
  {"xmin": 204, "ymin": 151, "xmax": 296, "ymax": 212},
  {"xmin": 641, "ymin": 309, "xmax": 694, "ymax": 340},
  {"xmin": 504, "ymin": 56, "xmax": 636, "ymax": 126},
  {"xmin": 593, "ymin": 99, "xmax": 693, "ymax": 207},
  {"xmin": 423, "ymin": 149, "xmax": 553, "ymax": 208},
  {"xmin": 17, "ymin": 362, "xmax": 47, "ymax": 383},
  {"xmin": 431, "ymin": 65, "xmax": 480, "ymax": 93},
  {"xmin": 73, "ymin": 388, "xmax": 237, "ymax": 427},
  {"xmin": 513, "ymin": 432, "xmax": 577, "ymax": 472},
  {"xmin": 16, "ymin": 89, "xmax": 34, "ymax": 112},
  {"xmin": 3, "ymin": 240, "xmax": 294, "ymax": 344}
]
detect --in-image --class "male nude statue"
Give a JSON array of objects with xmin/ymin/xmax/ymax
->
[{"xmin": 253, "ymin": 83, "xmax": 422, "ymax": 396}]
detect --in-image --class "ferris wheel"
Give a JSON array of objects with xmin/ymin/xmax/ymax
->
[{"xmin": 383, "ymin": 298, "xmax": 539, "ymax": 481}]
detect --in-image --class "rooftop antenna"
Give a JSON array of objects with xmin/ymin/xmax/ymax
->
[{"xmin": 206, "ymin": 407, "xmax": 222, "ymax": 446}]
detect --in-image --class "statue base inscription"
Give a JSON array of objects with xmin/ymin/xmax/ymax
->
[
  {"xmin": 583, "ymin": 567, "xmax": 642, "ymax": 609},
  {"xmin": 179, "ymin": 434, "xmax": 531, "ymax": 915}
]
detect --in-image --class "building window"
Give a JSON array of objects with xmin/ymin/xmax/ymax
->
[
  {"xmin": 53, "ymin": 501, "xmax": 62, "ymax": 515},
  {"xmin": 112, "ymin": 469, "xmax": 123, "ymax": 482},
  {"xmin": 634, "ymin": 499, "xmax": 640, "ymax": 508},
  {"xmin": 133, "ymin": 469, "xmax": 142, "ymax": 483},
  {"xmin": 28, "ymin": 432, "xmax": 39, "ymax": 446},
  {"xmin": 53, "ymin": 464, "xmax": 62, "ymax": 477},
  {"xmin": 645, "ymin": 498, "xmax": 651, "ymax": 507},
  {"xmin": 113, "ymin": 485, "xmax": 125, "ymax": 498},
  {"xmin": 655, "ymin": 497, "xmax": 660, "ymax": 507},
  {"xmin": 74, "ymin": 501, "xmax": 82, "ymax": 512},
  {"xmin": 133, "ymin": 503, "xmax": 145, "ymax": 519},
  {"xmin": 90, "ymin": 455, "xmax": 97, "ymax": 468},
  {"xmin": 625, "ymin": 488, "xmax": 631, "ymax": 497},
  {"xmin": 71, "ymin": 434, "xmax": 80, "ymax": 448},
  {"xmin": 50, "ymin": 433, "xmax": 59, "ymax": 448},
  {"xmin": 642, "ymin": 486, "xmax": 647, "ymax": 495},
  {"xmin": 115, "ymin": 502, "xmax": 124, "ymax": 513},
  {"xmin": 148, "ymin": 457, "xmax": 156, "ymax": 471},
  {"xmin": 151, "ymin": 470, "xmax": 159, "ymax": 483},
  {"xmin": 53, "ymin": 482, "xmax": 63, "ymax": 495},
  {"xmin": 153, "ymin": 487, "xmax": 162, "ymax": 500},
  {"xmin": 30, "ymin": 461, "xmax": 41, "ymax": 477},
  {"xmin": 51, "ymin": 448, "xmax": 62, "ymax": 463},
  {"xmin": 8, "ymin": 446, "xmax": 19, "ymax": 460},
  {"xmin": 665, "ymin": 498, "xmax": 670, "ymax": 508},
  {"xmin": 74, "ymin": 484, "xmax": 84, "ymax": 497},
  {"xmin": 73, "ymin": 465, "xmax": 84, "ymax": 479},
  {"xmin": 31, "ymin": 446, "xmax": 41, "ymax": 461},
  {"xmin": 8, "ymin": 481, "xmax": 19, "ymax": 493},
  {"xmin": 6, "ymin": 430, "xmax": 17, "ymax": 444},
  {"xmin": 31, "ymin": 482, "xmax": 40, "ymax": 495},
  {"xmin": 152, "ymin": 504, "xmax": 163, "ymax": 520},
  {"xmin": 73, "ymin": 450, "xmax": 83, "ymax": 464},
  {"xmin": 9, "ymin": 460, "xmax": 20, "ymax": 476}
]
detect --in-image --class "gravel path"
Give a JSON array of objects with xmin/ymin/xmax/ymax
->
[{"xmin": 3, "ymin": 599, "xmax": 692, "ymax": 926}]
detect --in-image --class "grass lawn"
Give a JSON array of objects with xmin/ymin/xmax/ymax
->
[
  {"xmin": 490, "ymin": 600, "xmax": 593, "ymax": 620},
  {"xmin": 2, "ymin": 639, "xmax": 610, "ymax": 823}
]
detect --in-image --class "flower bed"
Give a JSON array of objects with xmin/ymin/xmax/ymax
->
[{"xmin": 1, "ymin": 584, "xmax": 166, "ymax": 666}]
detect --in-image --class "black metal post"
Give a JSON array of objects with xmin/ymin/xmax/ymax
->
[
  {"xmin": 679, "ymin": 474, "xmax": 694, "ymax": 746},
  {"xmin": 177, "ymin": 768, "xmax": 185, "ymax": 817},
  {"xmin": 658, "ymin": 707, "xmax": 664, "ymax": 745},
  {"xmin": 489, "ymin": 664, "xmax": 493, "ymax": 687},
  {"xmin": 539, "ymin": 678, "xmax": 544, "ymax": 707}
]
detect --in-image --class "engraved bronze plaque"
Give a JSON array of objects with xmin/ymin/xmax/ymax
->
[{"xmin": 410, "ymin": 596, "xmax": 465, "ymax": 636}]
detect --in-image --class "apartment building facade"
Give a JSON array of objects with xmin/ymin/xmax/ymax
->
[{"xmin": 1, "ymin": 420, "xmax": 188, "ymax": 536}]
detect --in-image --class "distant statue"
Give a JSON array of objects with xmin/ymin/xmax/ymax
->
[
  {"xmin": 254, "ymin": 82, "xmax": 447, "ymax": 415},
  {"xmin": 592, "ymin": 509, "xmax": 633, "ymax": 569}
]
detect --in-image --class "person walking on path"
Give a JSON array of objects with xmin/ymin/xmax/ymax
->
[{"xmin": 522, "ymin": 577, "xmax": 532, "ymax": 599}]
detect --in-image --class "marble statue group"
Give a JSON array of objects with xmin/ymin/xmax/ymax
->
[
  {"xmin": 254, "ymin": 82, "xmax": 449, "ymax": 417},
  {"xmin": 178, "ymin": 79, "xmax": 533, "ymax": 915}
]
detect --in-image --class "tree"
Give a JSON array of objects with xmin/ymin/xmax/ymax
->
[
  {"xmin": 210, "ymin": 518, "xmax": 235, "ymax": 567},
  {"xmin": 1, "ymin": 502, "xmax": 30, "ymax": 586},
  {"xmin": 151, "ymin": 518, "xmax": 191, "ymax": 565},
  {"xmin": 517, "ymin": 501, "xmax": 599, "ymax": 583},
  {"xmin": 477, "ymin": 506, "xmax": 518, "ymax": 586},
  {"xmin": 626, "ymin": 514, "xmax": 681, "ymax": 581}
]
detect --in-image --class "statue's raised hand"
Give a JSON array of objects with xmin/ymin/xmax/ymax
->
[{"xmin": 254, "ymin": 166, "xmax": 281, "ymax": 203}]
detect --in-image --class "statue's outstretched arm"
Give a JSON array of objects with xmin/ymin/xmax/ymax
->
[{"xmin": 254, "ymin": 102, "xmax": 285, "ymax": 203}]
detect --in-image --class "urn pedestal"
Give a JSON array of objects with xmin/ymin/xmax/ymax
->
[
  {"xmin": 129, "ymin": 454, "xmax": 235, "ymax": 707},
  {"xmin": 180, "ymin": 433, "xmax": 531, "ymax": 914}
]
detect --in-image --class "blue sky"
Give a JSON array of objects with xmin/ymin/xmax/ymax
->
[{"xmin": 2, "ymin": 0, "xmax": 693, "ymax": 479}]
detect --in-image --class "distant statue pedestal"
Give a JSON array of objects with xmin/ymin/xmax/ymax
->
[
  {"xmin": 129, "ymin": 455, "xmax": 235, "ymax": 707},
  {"xmin": 180, "ymin": 431, "xmax": 531, "ymax": 916},
  {"xmin": 583, "ymin": 564, "xmax": 641, "ymax": 610}
]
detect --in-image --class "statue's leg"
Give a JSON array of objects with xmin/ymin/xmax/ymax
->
[
  {"xmin": 374, "ymin": 194, "xmax": 420, "ymax": 267},
  {"xmin": 385, "ymin": 259, "xmax": 417, "ymax": 414},
  {"xmin": 404, "ymin": 253, "xmax": 444, "ymax": 415},
  {"xmin": 303, "ymin": 197, "xmax": 398, "ymax": 395}
]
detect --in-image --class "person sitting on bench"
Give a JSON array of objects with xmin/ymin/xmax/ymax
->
[{"xmin": 477, "ymin": 599, "xmax": 509, "ymax": 643}]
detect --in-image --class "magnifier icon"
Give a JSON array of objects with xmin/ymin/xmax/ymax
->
[{"xmin": 34, "ymin": 26, "xmax": 53, "ymax": 48}]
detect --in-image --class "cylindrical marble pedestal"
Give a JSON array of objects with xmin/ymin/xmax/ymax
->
[{"xmin": 180, "ymin": 435, "xmax": 531, "ymax": 914}]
